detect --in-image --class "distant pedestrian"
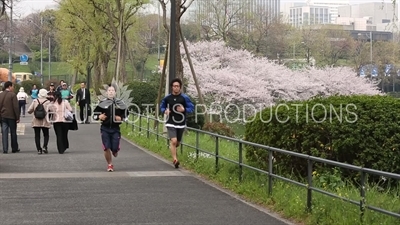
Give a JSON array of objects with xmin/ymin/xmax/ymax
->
[
  {"xmin": 60, "ymin": 83, "xmax": 73, "ymax": 102},
  {"xmin": 17, "ymin": 87, "xmax": 29, "ymax": 117},
  {"xmin": 47, "ymin": 82, "xmax": 56, "ymax": 102},
  {"xmin": 93, "ymin": 84, "xmax": 129, "ymax": 172},
  {"xmin": 0, "ymin": 81, "xmax": 20, "ymax": 154},
  {"xmin": 50, "ymin": 91, "xmax": 72, "ymax": 154},
  {"xmin": 76, "ymin": 82, "xmax": 91, "ymax": 124},
  {"xmin": 30, "ymin": 84, "xmax": 38, "ymax": 100},
  {"xmin": 160, "ymin": 78, "xmax": 194, "ymax": 168},
  {"xmin": 27, "ymin": 89, "xmax": 52, "ymax": 154},
  {"xmin": 56, "ymin": 80, "xmax": 64, "ymax": 92}
]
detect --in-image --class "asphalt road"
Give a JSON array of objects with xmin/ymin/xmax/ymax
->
[{"xmin": 0, "ymin": 115, "xmax": 293, "ymax": 225}]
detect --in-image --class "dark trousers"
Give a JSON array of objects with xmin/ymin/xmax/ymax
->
[
  {"xmin": 53, "ymin": 122, "xmax": 69, "ymax": 154},
  {"xmin": 34, "ymin": 127, "xmax": 49, "ymax": 151},
  {"xmin": 18, "ymin": 100, "xmax": 26, "ymax": 116},
  {"xmin": 100, "ymin": 125, "xmax": 121, "ymax": 152},
  {"xmin": 2, "ymin": 118, "xmax": 18, "ymax": 153},
  {"xmin": 79, "ymin": 100, "xmax": 89, "ymax": 123}
]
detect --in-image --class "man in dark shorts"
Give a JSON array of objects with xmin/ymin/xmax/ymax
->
[
  {"xmin": 160, "ymin": 78, "xmax": 194, "ymax": 168},
  {"xmin": 93, "ymin": 84, "xmax": 128, "ymax": 172}
]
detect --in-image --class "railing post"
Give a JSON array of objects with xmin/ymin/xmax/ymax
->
[
  {"xmin": 156, "ymin": 119, "xmax": 159, "ymax": 141},
  {"xmin": 360, "ymin": 169, "xmax": 366, "ymax": 224},
  {"xmin": 307, "ymin": 158, "xmax": 313, "ymax": 213},
  {"xmin": 146, "ymin": 116, "xmax": 150, "ymax": 138},
  {"xmin": 195, "ymin": 130, "xmax": 199, "ymax": 161},
  {"xmin": 268, "ymin": 150, "xmax": 273, "ymax": 196},
  {"xmin": 180, "ymin": 138, "xmax": 183, "ymax": 154},
  {"xmin": 139, "ymin": 114, "xmax": 142, "ymax": 132},
  {"xmin": 132, "ymin": 113, "xmax": 136, "ymax": 131},
  {"xmin": 238, "ymin": 142, "xmax": 243, "ymax": 182},
  {"xmin": 215, "ymin": 136, "xmax": 219, "ymax": 172}
]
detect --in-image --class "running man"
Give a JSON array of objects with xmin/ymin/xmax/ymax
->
[
  {"xmin": 92, "ymin": 84, "xmax": 129, "ymax": 172},
  {"xmin": 160, "ymin": 78, "xmax": 194, "ymax": 168}
]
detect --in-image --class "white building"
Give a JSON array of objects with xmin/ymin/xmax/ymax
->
[
  {"xmin": 336, "ymin": 2, "xmax": 398, "ymax": 32},
  {"xmin": 309, "ymin": 0, "xmax": 350, "ymax": 24},
  {"xmin": 283, "ymin": 0, "xmax": 349, "ymax": 27},
  {"xmin": 288, "ymin": 4, "xmax": 331, "ymax": 27},
  {"xmin": 187, "ymin": 0, "xmax": 281, "ymax": 24}
]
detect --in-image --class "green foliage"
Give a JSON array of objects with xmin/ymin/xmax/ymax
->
[
  {"xmin": 202, "ymin": 122, "xmax": 235, "ymax": 137},
  {"xmin": 245, "ymin": 95, "xmax": 400, "ymax": 182},
  {"xmin": 127, "ymin": 81, "xmax": 158, "ymax": 113},
  {"xmin": 313, "ymin": 167, "xmax": 346, "ymax": 191},
  {"xmin": 121, "ymin": 116, "xmax": 400, "ymax": 225},
  {"xmin": 186, "ymin": 95, "xmax": 205, "ymax": 129},
  {"xmin": 16, "ymin": 80, "xmax": 43, "ymax": 94}
]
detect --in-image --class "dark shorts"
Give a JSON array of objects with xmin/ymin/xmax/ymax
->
[
  {"xmin": 100, "ymin": 126, "xmax": 121, "ymax": 153},
  {"xmin": 167, "ymin": 127, "xmax": 185, "ymax": 142}
]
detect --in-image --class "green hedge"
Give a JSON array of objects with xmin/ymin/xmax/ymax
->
[
  {"xmin": 245, "ymin": 95, "xmax": 400, "ymax": 181},
  {"xmin": 127, "ymin": 81, "xmax": 158, "ymax": 113},
  {"xmin": 14, "ymin": 79, "xmax": 43, "ymax": 94}
]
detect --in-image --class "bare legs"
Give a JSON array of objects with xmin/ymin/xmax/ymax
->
[{"xmin": 104, "ymin": 149, "xmax": 112, "ymax": 165}]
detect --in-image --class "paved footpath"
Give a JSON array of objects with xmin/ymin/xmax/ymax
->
[{"xmin": 0, "ymin": 116, "xmax": 293, "ymax": 225}]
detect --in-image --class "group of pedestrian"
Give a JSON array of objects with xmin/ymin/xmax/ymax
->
[
  {"xmin": 0, "ymin": 77, "xmax": 194, "ymax": 173},
  {"xmin": 0, "ymin": 80, "xmax": 85, "ymax": 155}
]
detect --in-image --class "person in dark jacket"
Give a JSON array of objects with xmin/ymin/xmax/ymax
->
[
  {"xmin": 0, "ymin": 81, "xmax": 20, "ymax": 153},
  {"xmin": 76, "ymin": 82, "xmax": 91, "ymax": 124},
  {"xmin": 160, "ymin": 78, "xmax": 194, "ymax": 168},
  {"xmin": 93, "ymin": 84, "xmax": 129, "ymax": 172},
  {"xmin": 47, "ymin": 82, "xmax": 56, "ymax": 102}
]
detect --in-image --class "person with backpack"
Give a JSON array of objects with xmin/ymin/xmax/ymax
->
[{"xmin": 27, "ymin": 89, "xmax": 53, "ymax": 154}]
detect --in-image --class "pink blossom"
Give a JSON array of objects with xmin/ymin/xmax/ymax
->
[{"xmin": 181, "ymin": 40, "xmax": 381, "ymax": 108}]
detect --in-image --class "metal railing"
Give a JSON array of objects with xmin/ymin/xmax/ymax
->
[{"xmin": 126, "ymin": 112, "xmax": 400, "ymax": 222}]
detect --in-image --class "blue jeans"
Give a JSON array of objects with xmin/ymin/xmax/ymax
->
[{"xmin": 2, "ymin": 118, "xmax": 19, "ymax": 153}]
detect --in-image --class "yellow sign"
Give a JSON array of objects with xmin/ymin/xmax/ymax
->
[{"xmin": 159, "ymin": 59, "xmax": 164, "ymax": 67}]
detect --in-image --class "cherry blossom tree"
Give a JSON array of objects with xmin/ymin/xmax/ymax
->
[{"xmin": 180, "ymin": 40, "xmax": 382, "ymax": 111}]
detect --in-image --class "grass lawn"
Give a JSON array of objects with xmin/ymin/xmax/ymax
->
[{"xmin": 121, "ymin": 115, "xmax": 400, "ymax": 225}]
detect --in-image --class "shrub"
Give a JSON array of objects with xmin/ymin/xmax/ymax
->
[
  {"xmin": 244, "ymin": 95, "xmax": 400, "ymax": 182},
  {"xmin": 186, "ymin": 95, "xmax": 205, "ymax": 129},
  {"xmin": 127, "ymin": 81, "xmax": 158, "ymax": 113},
  {"xmin": 18, "ymin": 80, "xmax": 42, "ymax": 94},
  {"xmin": 203, "ymin": 122, "xmax": 235, "ymax": 137}
]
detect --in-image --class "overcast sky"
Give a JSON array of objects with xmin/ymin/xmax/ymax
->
[{"xmin": 14, "ymin": 0, "xmax": 396, "ymax": 18}]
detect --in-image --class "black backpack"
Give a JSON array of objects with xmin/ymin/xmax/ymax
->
[{"xmin": 34, "ymin": 99, "xmax": 48, "ymax": 119}]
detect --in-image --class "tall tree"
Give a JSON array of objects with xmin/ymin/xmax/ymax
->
[
  {"xmin": 197, "ymin": 0, "xmax": 248, "ymax": 42},
  {"xmin": 56, "ymin": 0, "xmax": 114, "ymax": 88}
]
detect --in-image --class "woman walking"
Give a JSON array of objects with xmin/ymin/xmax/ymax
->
[
  {"xmin": 50, "ymin": 91, "xmax": 72, "ymax": 154},
  {"xmin": 27, "ymin": 89, "xmax": 52, "ymax": 154},
  {"xmin": 17, "ymin": 87, "xmax": 29, "ymax": 117}
]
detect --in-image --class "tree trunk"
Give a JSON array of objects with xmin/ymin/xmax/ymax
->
[
  {"xmin": 154, "ymin": 42, "xmax": 169, "ymax": 129},
  {"xmin": 71, "ymin": 69, "xmax": 78, "ymax": 88},
  {"xmin": 174, "ymin": 0, "xmax": 183, "ymax": 80},
  {"xmin": 179, "ymin": 27, "xmax": 208, "ymax": 122}
]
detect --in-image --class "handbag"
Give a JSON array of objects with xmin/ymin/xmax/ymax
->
[
  {"xmin": 68, "ymin": 114, "xmax": 78, "ymax": 131},
  {"xmin": 63, "ymin": 100, "xmax": 74, "ymax": 121}
]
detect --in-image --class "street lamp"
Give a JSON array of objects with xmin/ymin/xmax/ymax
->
[
  {"xmin": 28, "ymin": 18, "xmax": 43, "ymax": 85},
  {"xmin": 358, "ymin": 31, "xmax": 373, "ymax": 65},
  {"xmin": 8, "ymin": 0, "xmax": 13, "ymax": 82}
]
